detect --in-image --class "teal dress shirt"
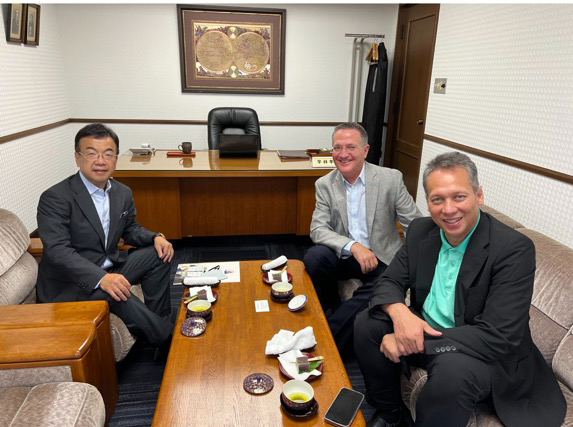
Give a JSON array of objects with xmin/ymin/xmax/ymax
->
[{"xmin": 422, "ymin": 212, "xmax": 481, "ymax": 329}]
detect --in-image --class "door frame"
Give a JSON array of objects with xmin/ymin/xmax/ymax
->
[{"xmin": 383, "ymin": 4, "xmax": 440, "ymax": 197}]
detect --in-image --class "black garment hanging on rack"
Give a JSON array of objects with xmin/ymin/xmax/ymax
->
[{"xmin": 362, "ymin": 43, "xmax": 388, "ymax": 165}]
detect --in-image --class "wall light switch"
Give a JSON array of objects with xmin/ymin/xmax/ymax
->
[{"xmin": 434, "ymin": 78, "xmax": 447, "ymax": 94}]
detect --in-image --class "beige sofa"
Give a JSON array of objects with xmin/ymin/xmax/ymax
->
[
  {"xmin": 399, "ymin": 205, "xmax": 573, "ymax": 426},
  {"xmin": 0, "ymin": 208, "xmax": 106, "ymax": 427}
]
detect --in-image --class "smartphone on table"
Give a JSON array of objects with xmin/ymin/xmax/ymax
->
[{"xmin": 324, "ymin": 387, "xmax": 365, "ymax": 427}]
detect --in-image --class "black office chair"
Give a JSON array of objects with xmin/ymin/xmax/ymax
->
[{"xmin": 207, "ymin": 107, "xmax": 261, "ymax": 150}]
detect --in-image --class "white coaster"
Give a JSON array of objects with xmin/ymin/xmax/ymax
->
[{"xmin": 255, "ymin": 300, "xmax": 270, "ymax": 312}]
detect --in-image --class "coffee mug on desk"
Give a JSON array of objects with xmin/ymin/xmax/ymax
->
[{"xmin": 178, "ymin": 142, "xmax": 192, "ymax": 154}]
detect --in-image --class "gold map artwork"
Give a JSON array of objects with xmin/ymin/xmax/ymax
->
[{"xmin": 194, "ymin": 23, "xmax": 271, "ymax": 79}]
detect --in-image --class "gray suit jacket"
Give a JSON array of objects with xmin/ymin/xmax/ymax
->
[
  {"xmin": 309, "ymin": 162, "xmax": 421, "ymax": 265},
  {"xmin": 36, "ymin": 172, "xmax": 156, "ymax": 302}
]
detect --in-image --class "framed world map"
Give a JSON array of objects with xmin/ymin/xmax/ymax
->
[{"xmin": 177, "ymin": 5, "xmax": 286, "ymax": 95}]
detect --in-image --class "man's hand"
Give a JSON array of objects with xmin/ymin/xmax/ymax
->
[
  {"xmin": 381, "ymin": 333, "xmax": 402, "ymax": 363},
  {"xmin": 350, "ymin": 242, "xmax": 378, "ymax": 274},
  {"xmin": 154, "ymin": 235, "xmax": 174, "ymax": 262},
  {"xmin": 385, "ymin": 303, "xmax": 442, "ymax": 355},
  {"xmin": 100, "ymin": 273, "xmax": 131, "ymax": 302}
]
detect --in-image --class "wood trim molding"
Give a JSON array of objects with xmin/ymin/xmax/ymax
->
[
  {"xmin": 69, "ymin": 118, "xmax": 341, "ymax": 127},
  {"xmin": 425, "ymin": 134, "xmax": 573, "ymax": 185},
  {"xmin": 0, "ymin": 119, "xmax": 70, "ymax": 145}
]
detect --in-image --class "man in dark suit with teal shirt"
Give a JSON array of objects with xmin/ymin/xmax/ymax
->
[
  {"xmin": 36, "ymin": 123, "xmax": 174, "ymax": 348},
  {"xmin": 355, "ymin": 152, "xmax": 565, "ymax": 427}
]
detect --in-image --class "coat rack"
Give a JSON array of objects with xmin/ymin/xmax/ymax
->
[{"xmin": 345, "ymin": 33, "xmax": 385, "ymax": 122}]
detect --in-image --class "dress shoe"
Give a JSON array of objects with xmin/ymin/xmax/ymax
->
[
  {"xmin": 153, "ymin": 333, "xmax": 173, "ymax": 363},
  {"xmin": 365, "ymin": 412, "xmax": 405, "ymax": 427}
]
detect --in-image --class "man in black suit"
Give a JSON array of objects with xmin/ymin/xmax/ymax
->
[
  {"xmin": 355, "ymin": 152, "xmax": 565, "ymax": 427},
  {"xmin": 37, "ymin": 123, "xmax": 174, "ymax": 347}
]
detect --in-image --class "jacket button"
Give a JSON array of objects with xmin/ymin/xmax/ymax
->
[
  {"xmin": 451, "ymin": 346, "xmax": 457, "ymax": 351},
  {"xmin": 440, "ymin": 347, "xmax": 446, "ymax": 352},
  {"xmin": 435, "ymin": 347, "xmax": 441, "ymax": 353},
  {"xmin": 446, "ymin": 346, "xmax": 451, "ymax": 351}
]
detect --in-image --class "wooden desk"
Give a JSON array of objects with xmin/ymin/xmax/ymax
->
[
  {"xmin": 113, "ymin": 150, "xmax": 332, "ymax": 238},
  {"xmin": 152, "ymin": 260, "xmax": 364, "ymax": 427},
  {"xmin": 0, "ymin": 301, "xmax": 118, "ymax": 423}
]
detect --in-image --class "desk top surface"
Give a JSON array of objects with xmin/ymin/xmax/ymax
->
[{"xmin": 115, "ymin": 150, "xmax": 334, "ymax": 176}]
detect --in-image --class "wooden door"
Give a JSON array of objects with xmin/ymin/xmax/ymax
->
[{"xmin": 384, "ymin": 4, "xmax": 440, "ymax": 196}]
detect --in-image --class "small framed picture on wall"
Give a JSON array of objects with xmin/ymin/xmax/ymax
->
[
  {"xmin": 24, "ymin": 4, "xmax": 40, "ymax": 46},
  {"xmin": 7, "ymin": 4, "xmax": 26, "ymax": 43}
]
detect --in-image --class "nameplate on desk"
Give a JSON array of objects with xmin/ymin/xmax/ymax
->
[{"xmin": 311, "ymin": 156, "xmax": 335, "ymax": 168}]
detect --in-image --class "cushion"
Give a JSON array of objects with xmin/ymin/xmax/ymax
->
[
  {"xmin": 0, "ymin": 209, "xmax": 31, "ymax": 277},
  {"xmin": 561, "ymin": 382, "xmax": 573, "ymax": 427},
  {"xmin": 110, "ymin": 313, "xmax": 137, "ymax": 362},
  {"xmin": 0, "ymin": 387, "xmax": 31, "ymax": 427},
  {"xmin": 480, "ymin": 205, "xmax": 524, "ymax": 229},
  {"xmin": 338, "ymin": 278, "xmax": 363, "ymax": 301},
  {"xmin": 1, "ymin": 382, "xmax": 105, "ymax": 427},
  {"xmin": 109, "ymin": 285, "xmax": 142, "ymax": 361},
  {"xmin": 519, "ymin": 228, "xmax": 573, "ymax": 330},
  {"xmin": 0, "ymin": 252, "xmax": 38, "ymax": 306},
  {"xmin": 0, "ymin": 366, "xmax": 72, "ymax": 388},
  {"xmin": 554, "ymin": 328, "xmax": 573, "ymax": 390}
]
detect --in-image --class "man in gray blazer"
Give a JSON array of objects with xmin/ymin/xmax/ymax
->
[
  {"xmin": 37, "ymin": 123, "xmax": 174, "ymax": 349},
  {"xmin": 304, "ymin": 122, "xmax": 420, "ymax": 356}
]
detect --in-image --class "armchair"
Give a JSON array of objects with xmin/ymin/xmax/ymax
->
[{"xmin": 0, "ymin": 208, "xmax": 139, "ymax": 362}]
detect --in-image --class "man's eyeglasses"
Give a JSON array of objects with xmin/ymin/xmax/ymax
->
[{"xmin": 76, "ymin": 151, "xmax": 118, "ymax": 161}]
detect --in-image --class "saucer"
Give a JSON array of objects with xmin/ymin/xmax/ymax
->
[
  {"xmin": 280, "ymin": 393, "xmax": 319, "ymax": 417},
  {"xmin": 243, "ymin": 373, "xmax": 274, "ymax": 395},
  {"xmin": 180, "ymin": 316, "xmax": 206, "ymax": 337},
  {"xmin": 270, "ymin": 293, "xmax": 294, "ymax": 303}
]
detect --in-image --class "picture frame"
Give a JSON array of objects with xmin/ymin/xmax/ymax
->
[
  {"xmin": 177, "ymin": 4, "xmax": 286, "ymax": 95},
  {"xmin": 7, "ymin": 4, "xmax": 26, "ymax": 43},
  {"xmin": 24, "ymin": 3, "xmax": 40, "ymax": 46}
]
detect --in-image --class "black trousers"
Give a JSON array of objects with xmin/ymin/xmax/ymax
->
[
  {"xmin": 354, "ymin": 310, "xmax": 492, "ymax": 427},
  {"xmin": 304, "ymin": 245, "xmax": 386, "ymax": 358},
  {"xmin": 76, "ymin": 245, "xmax": 173, "ymax": 346}
]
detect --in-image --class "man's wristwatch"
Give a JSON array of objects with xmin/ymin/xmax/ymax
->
[{"xmin": 154, "ymin": 232, "xmax": 166, "ymax": 240}]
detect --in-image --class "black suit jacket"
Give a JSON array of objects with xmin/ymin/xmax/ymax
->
[
  {"xmin": 36, "ymin": 172, "xmax": 156, "ymax": 302},
  {"xmin": 369, "ymin": 212, "xmax": 565, "ymax": 427}
]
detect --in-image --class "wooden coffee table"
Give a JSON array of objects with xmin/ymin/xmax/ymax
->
[{"xmin": 152, "ymin": 260, "xmax": 365, "ymax": 427}]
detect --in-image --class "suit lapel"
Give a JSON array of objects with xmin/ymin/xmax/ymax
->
[
  {"xmin": 107, "ymin": 180, "xmax": 121, "ymax": 250},
  {"xmin": 454, "ymin": 213, "xmax": 489, "ymax": 325},
  {"xmin": 415, "ymin": 227, "xmax": 441, "ymax": 308},
  {"xmin": 333, "ymin": 171, "xmax": 349, "ymax": 234},
  {"xmin": 364, "ymin": 163, "xmax": 379, "ymax": 237},
  {"xmin": 71, "ymin": 173, "xmax": 106, "ymax": 247}
]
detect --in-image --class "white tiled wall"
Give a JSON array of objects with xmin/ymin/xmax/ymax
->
[
  {"xmin": 419, "ymin": 4, "xmax": 573, "ymax": 248},
  {"xmin": 0, "ymin": 5, "xmax": 75, "ymax": 232},
  {"xmin": 416, "ymin": 141, "xmax": 573, "ymax": 248}
]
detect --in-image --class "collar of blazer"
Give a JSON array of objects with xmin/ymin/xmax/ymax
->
[
  {"xmin": 414, "ymin": 212, "xmax": 490, "ymax": 325},
  {"xmin": 70, "ymin": 172, "xmax": 119, "ymax": 250},
  {"xmin": 332, "ymin": 162, "xmax": 380, "ymax": 237}
]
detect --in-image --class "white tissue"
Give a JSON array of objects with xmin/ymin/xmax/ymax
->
[
  {"xmin": 183, "ymin": 276, "xmax": 220, "ymax": 286},
  {"xmin": 262, "ymin": 256, "xmax": 288, "ymax": 272},
  {"xmin": 265, "ymin": 326, "xmax": 317, "ymax": 355}
]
